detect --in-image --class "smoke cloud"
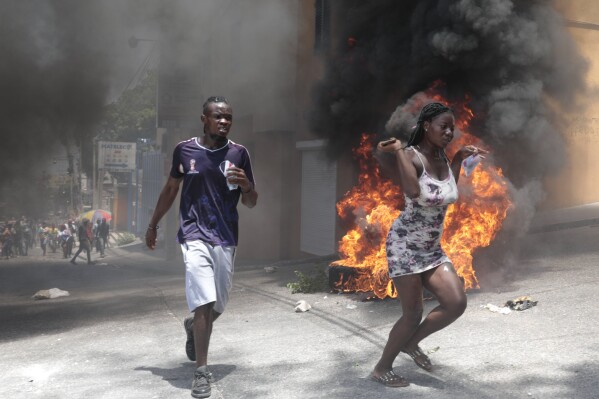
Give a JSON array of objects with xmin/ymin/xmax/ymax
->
[
  {"xmin": 311, "ymin": 1, "xmax": 587, "ymax": 173},
  {"xmin": 0, "ymin": 0, "xmax": 148, "ymax": 216},
  {"xmin": 0, "ymin": 0, "xmax": 296, "ymax": 220}
]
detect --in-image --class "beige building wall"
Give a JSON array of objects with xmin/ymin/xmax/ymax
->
[{"xmin": 545, "ymin": 1, "xmax": 599, "ymax": 208}]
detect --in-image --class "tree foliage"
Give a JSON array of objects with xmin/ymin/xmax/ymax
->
[
  {"xmin": 98, "ymin": 70, "xmax": 156, "ymax": 142},
  {"xmin": 76, "ymin": 70, "xmax": 156, "ymax": 188}
]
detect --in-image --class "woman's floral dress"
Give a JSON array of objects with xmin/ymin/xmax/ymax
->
[{"xmin": 387, "ymin": 148, "xmax": 458, "ymax": 277}]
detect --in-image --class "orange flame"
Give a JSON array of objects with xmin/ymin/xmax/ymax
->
[{"xmin": 331, "ymin": 97, "xmax": 512, "ymax": 298}]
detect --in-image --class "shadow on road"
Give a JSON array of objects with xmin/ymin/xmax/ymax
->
[{"xmin": 135, "ymin": 363, "xmax": 236, "ymax": 390}]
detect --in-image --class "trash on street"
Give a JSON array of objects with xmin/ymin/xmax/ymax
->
[{"xmin": 32, "ymin": 288, "xmax": 70, "ymax": 300}]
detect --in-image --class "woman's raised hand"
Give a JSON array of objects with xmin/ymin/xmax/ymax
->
[
  {"xmin": 377, "ymin": 138, "xmax": 404, "ymax": 153},
  {"xmin": 456, "ymin": 145, "xmax": 488, "ymax": 160}
]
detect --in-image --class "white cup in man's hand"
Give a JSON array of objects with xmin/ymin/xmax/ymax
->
[{"xmin": 221, "ymin": 160, "xmax": 238, "ymax": 190}]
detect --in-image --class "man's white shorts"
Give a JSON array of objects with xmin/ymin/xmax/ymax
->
[{"xmin": 180, "ymin": 240, "xmax": 235, "ymax": 314}]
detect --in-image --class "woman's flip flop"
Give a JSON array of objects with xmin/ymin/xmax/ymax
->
[{"xmin": 369, "ymin": 370, "xmax": 409, "ymax": 387}]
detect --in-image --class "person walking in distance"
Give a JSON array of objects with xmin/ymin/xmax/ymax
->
[
  {"xmin": 70, "ymin": 219, "xmax": 92, "ymax": 265},
  {"xmin": 66, "ymin": 220, "xmax": 76, "ymax": 256},
  {"xmin": 145, "ymin": 96, "xmax": 257, "ymax": 398},
  {"xmin": 1, "ymin": 224, "xmax": 13, "ymax": 259},
  {"xmin": 38, "ymin": 223, "xmax": 49, "ymax": 256},
  {"xmin": 99, "ymin": 218, "xmax": 109, "ymax": 253},
  {"xmin": 93, "ymin": 219, "xmax": 101, "ymax": 253},
  {"xmin": 370, "ymin": 102, "xmax": 487, "ymax": 388},
  {"xmin": 58, "ymin": 224, "xmax": 71, "ymax": 259},
  {"xmin": 93, "ymin": 219, "xmax": 105, "ymax": 257},
  {"xmin": 22, "ymin": 221, "xmax": 31, "ymax": 256}
]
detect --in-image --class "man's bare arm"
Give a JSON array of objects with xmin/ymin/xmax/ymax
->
[
  {"xmin": 240, "ymin": 185, "xmax": 257, "ymax": 208},
  {"xmin": 145, "ymin": 176, "xmax": 182, "ymax": 249}
]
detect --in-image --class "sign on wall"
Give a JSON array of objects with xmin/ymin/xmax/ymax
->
[{"xmin": 98, "ymin": 141, "xmax": 136, "ymax": 172}]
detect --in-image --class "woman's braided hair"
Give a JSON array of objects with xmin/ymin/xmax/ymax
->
[{"xmin": 406, "ymin": 102, "xmax": 453, "ymax": 147}]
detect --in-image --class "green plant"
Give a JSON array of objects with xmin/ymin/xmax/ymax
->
[
  {"xmin": 116, "ymin": 232, "xmax": 136, "ymax": 246},
  {"xmin": 286, "ymin": 267, "xmax": 328, "ymax": 294}
]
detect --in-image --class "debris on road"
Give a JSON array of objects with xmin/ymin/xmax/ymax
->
[
  {"xmin": 346, "ymin": 304, "xmax": 357, "ymax": 309},
  {"xmin": 294, "ymin": 300, "xmax": 311, "ymax": 312},
  {"xmin": 482, "ymin": 303, "xmax": 511, "ymax": 314},
  {"xmin": 264, "ymin": 266, "xmax": 277, "ymax": 273},
  {"xmin": 505, "ymin": 296, "xmax": 538, "ymax": 311},
  {"xmin": 482, "ymin": 296, "xmax": 538, "ymax": 314},
  {"xmin": 32, "ymin": 288, "xmax": 70, "ymax": 300}
]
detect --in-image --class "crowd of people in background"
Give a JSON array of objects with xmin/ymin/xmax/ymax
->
[
  {"xmin": 0, "ymin": 216, "xmax": 109, "ymax": 262},
  {"xmin": 0, "ymin": 218, "xmax": 33, "ymax": 259}
]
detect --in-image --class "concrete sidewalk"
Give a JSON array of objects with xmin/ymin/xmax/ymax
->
[{"xmin": 0, "ymin": 226, "xmax": 598, "ymax": 398}]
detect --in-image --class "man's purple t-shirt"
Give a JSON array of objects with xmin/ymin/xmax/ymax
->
[{"xmin": 170, "ymin": 138, "xmax": 255, "ymax": 246}]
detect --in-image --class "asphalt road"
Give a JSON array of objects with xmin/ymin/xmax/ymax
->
[{"xmin": 0, "ymin": 226, "xmax": 598, "ymax": 399}]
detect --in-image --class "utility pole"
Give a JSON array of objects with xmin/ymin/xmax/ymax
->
[
  {"xmin": 92, "ymin": 138, "xmax": 98, "ymax": 209},
  {"xmin": 68, "ymin": 152, "xmax": 74, "ymax": 214}
]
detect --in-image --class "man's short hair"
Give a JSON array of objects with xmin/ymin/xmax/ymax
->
[{"xmin": 203, "ymin": 96, "xmax": 229, "ymax": 114}]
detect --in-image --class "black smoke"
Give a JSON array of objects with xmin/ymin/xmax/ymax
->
[
  {"xmin": 310, "ymin": 0, "xmax": 589, "ymax": 284},
  {"xmin": 0, "ymin": 0, "xmax": 164, "ymax": 217},
  {"xmin": 0, "ymin": 1, "xmax": 114, "ymax": 216},
  {"xmin": 311, "ymin": 0, "xmax": 587, "ymax": 182}
]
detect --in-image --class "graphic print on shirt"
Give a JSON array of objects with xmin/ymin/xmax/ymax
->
[{"xmin": 188, "ymin": 159, "xmax": 199, "ymax": 174}]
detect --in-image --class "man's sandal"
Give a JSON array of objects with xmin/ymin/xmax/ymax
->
[
  {"xmin": 402, "ymin": 346, "xmax": 433, "ymax": 371},
  {"xmin": 369, "ymin": 370, "xmax": 409, "ymax": 388}
]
